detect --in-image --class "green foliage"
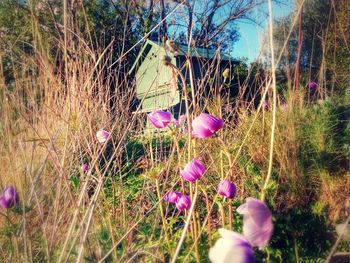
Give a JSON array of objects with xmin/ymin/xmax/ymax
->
[
  {"xmin": 273, "ymin": 0, "xmax": 350, "ymax": 95},
  {"xmin": 266, "ymin": 208, "xmax": 333, "ymax": 261},
  {"xmin": 228, "ymin": 95, "xmax": 349, "ymax": 260},
  {"xmin": 69, "ymin": 175, "xmax": 80, "ymax": 190},
  {"xmin": 299, "ymin": 100, "xmax": 350, "ymax": 175}
]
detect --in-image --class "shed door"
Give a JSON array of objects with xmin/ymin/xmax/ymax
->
[
  {"xmin": 136, "ymin": 46, "xmax": 179, "ymax": 111},
  {"xmin": 142, "ymin": 87, "xmax": 180, "ymax": 111}
]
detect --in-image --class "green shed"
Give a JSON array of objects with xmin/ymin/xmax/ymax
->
[{"xmin": 129, "ymin": 39, "xmax": 239, "ymax": 115}]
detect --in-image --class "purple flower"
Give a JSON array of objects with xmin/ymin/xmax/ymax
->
[
  {"xmin": 180, "ymin": 158, "xmax": 206, "ymax": 182},
  {"xmin": 209, "ymin": 228, "xmax": 254, "ymax": 263},
  {"xmin": 96, "ymin": 129, "xmax": 110, "ymax": 143},
  {"xmin": 237, "ymin": 197, "xmax": 273, "ymax": 249},
  {"xmin": 147, "ymin": 110, "xmax": 172, "ymax": 129},
  {"xmin": 263, "ymin": 101, "xmax": 268, "ymax": 111},
  {"xmin": 0, "ymin": 186, "xmax": 19, "ymax": 209},
  {"xmin": 218, "ymin": 180, "xmax": 236, "ymax": 199},
  {"xmin": 308, "ymin": 81, "xmax": 318, "ymax": 90},
  {"xmin": 175, "ymin": 194, "xmax": 191, "ymax": 211},
  {"xmin": 164, "ymin": 191, "xmax": 181, "ymax": 203},
  {"xmin": 192, "ymin": 113, "xmax": 224, "ymax": 138},
  {"xmin": 81, "ymin": 163, "xmax": 89, "ymax": 173}
]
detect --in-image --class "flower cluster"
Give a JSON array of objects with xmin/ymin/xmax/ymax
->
[
  {"xmin": 0, "ymin": 186, "xmax": 19, "ymax": 209},
  {"xmin": 145, "ymin": 109, "xmax": 273, "ymax": 262},
  {"xmin": 147, "ymin": 110, "xmax": 232, "ymax": 211},
  {"xmin": 147, "ymin": 109, "xmax": 224, "ymax": 139},
  {"xmin": 210, "ymin": 198, "xmax": 273, "ymax": 263},
  {"xmin": 164, "ymin": 191, "xmax": 191, "ymax": 211}
]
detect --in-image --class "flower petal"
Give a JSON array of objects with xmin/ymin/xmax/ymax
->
[
  {"xmin": 209, "ymin": 228, "xmax": 254, "ymax": 263},
  {"xmin": 148, "ymin": 110, "xmax": 172, "ymax": 129},
  {"xmin": 164, "ymin": 191, "xmax": 181, "ymax": 203}
]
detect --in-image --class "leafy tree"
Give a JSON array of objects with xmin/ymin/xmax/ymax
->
[
  {"xmin": 128, "ymin": 0, "xmax": 265, "ymax": 50},
  {"xmin": 170, "ymin": 0, "xmax": 264, "ymax": 49},
  {"xmin": 272, "ymin": 0, "xmax": 350, "ymax": 95},
  {"xmin": 325, "ymin": 0, "xmax": 350, "ymax": 94}
]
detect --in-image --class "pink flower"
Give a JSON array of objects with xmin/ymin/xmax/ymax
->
[
  {"xmin": 263, "ymin": 101, "xmax": 268, "ymax": 111},
  {"xmin": 180, "ymin": 158, "xmax": 206, "ymax": 182},
  {"xmin": 147, "ymin": 110, "xmax": 172, "ymax": 129},
  {"xmin": 96, "ymin": 129, "xmax": 110, "ymax": 143},
  {"xmin": 175, "ymin": 194, "xmax": 191, "ymax": 211},
  {"xmin": 209, "ymin": 228, "xmax": 254, "ymax": 263},
  {"xmin": 308, "ymin": 81, "xmax": 318, "ymax": 90},
  {"xmin": 81, "ymin": 163, "xmax": 89, "ymax": 173},
  {"xmin": 0, "ymin": 186, "xmax": 19, "ymax": 209},
  {"xmin": 165, "ymin": 192, "xmax": 191, "ymax": 211},
  {"xmin": 218, "ymin": 180, "xmax": 236, "ymax": 199},
  {"xmin": 192, "ymin": 113, "xmax": 224, "ymax": 138},
  {"xmin": 164, "ymin": 191, "xmax": 181, "ymax": 203},
  {"xmin": 237, "ymin": 197, "xmax": 273, "ymax": 249}
]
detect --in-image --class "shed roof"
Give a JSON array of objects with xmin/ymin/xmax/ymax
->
[{"xmin": 129, "ymin": 39, "xmax": 238, "ymax": 75}]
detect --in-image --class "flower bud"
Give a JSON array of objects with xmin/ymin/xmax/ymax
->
[
  {"xmin": 192, "ymin": 113, "xmax": 224, "ymax": 138},
  {"xmin": 148, "ymin": 110, "xmax": 172, "ymax": 129},
  {"xmin": 0, "ymin": 186, "xmax": 19, "ymax": 209},
  {"xmin": 180, "ymin": 158, "xmax": 206, "ymax": 182},
  {"xmin": 175, "ymin": 194, "xmax": 191, "ymax": 211},
  {"xmin": 218, "ymin": 180, "xmax": 236, "ymax": 199}
]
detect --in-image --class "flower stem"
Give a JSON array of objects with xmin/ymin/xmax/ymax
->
[
  {"xmin": 171, "ymin": 191, "xmax": 198, "ymax": 263},
  {"xmin": 218, "ymin": 201, "xmax": 225, "ymax": 228},
  {"xmin": 149, "ymin": 130, "xmax": 154, "ymax": 166},
  {"xmin": 155, "ymin": 179, "xmax": 172, "ymax": 256},
  {"xmin": 261, "ymin": 0, "xmax": 277, "ymax": 202},
  {"xmin": 218, "ymin": 137, "xmax": 233, "ymax": 179},
  {"xmin": 202, "ymin": 188, "xmax": 212, "ymax": 246},
  {"xmin": 220, "ymin": 150, "xmax": 224, "ymax": 180},
  {"xmin": 228, "ymin": 201, "xmax": 233, "ymax": 231},
  {"xmin": 293, "ymin": 236, "xmax": 300, "ymax": 263},
  {"xmin": 193, "ymin": 181, "xmax": 200, "ymax": 263}
]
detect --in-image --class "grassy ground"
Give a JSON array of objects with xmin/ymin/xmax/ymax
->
[{"xmin": 1, "ymin": 65, "xmax": 350, "ymax": 262}]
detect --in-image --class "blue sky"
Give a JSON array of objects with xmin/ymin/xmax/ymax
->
[{"xmin": 233, "ymin": 1, "xmax": 294, "ymax": 62}]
